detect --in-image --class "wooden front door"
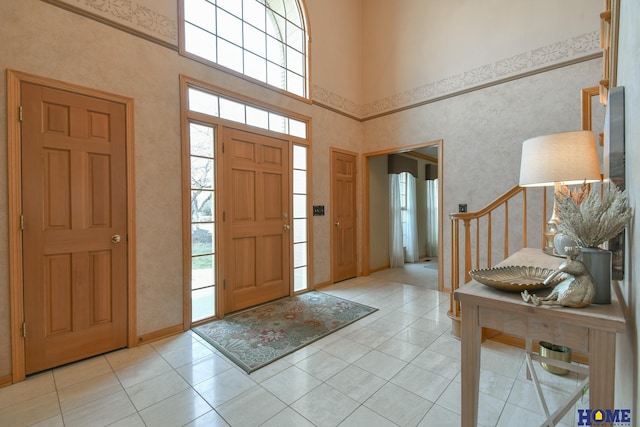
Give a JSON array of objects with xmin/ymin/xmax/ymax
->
[
  {"xmin": 332, "ymin": 150, "xmax": 357, "ymax": 282},
  {"xmin": 224, "ymin": 129, "xmax": 290, "ymax": 312},
  {"xmin": 21, "ymin": 82, "xmax": 128, "ymax": 374}
]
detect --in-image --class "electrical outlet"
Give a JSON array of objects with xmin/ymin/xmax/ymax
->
[{"xmin": 458, "ymin": 204, "xmax": 467, "ymax": 213}]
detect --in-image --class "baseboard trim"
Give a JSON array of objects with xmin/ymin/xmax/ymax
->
[
  {"xmin": 0, "ymin": 374, "xmax": 13, "ymax": 388},
  {"xmin": 314, "ymin": 281, "xmax": 332, "ymax": 289},
  {"xmin": 136, "ymin": 324, "xmax": 184, "ymax": 345},
  {"xmin": 369, "ymin": 264, "xmax": 390, "ymax": 274}
]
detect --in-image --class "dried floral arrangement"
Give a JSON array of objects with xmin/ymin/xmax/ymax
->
[{"xmin": 556, "ymin": 183, "xmax": 632, "ymax": 248}]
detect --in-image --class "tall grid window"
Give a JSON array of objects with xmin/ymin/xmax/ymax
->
[
  {"xmin": 189, "ymin": 123, "xmax": 216, "ymax": 322},
  {"xmin": 399, "ymin": 172, "xmax": 409, "ymax": 248},
  {"xmin": 292, "ymin": 144, "xmax": 308, "ymax": 292},
  {"xmin": 182, "ymin": 0, "xmax": 309, "ymax": 98}
]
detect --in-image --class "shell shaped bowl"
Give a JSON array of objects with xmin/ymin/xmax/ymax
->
[{"xmin": 469, "ymin": 265, "xmax": 564, "ymax": 292}]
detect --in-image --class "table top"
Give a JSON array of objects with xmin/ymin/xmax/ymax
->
[{"xmin": 454, "ymin": 248, "xmax": 626, "ymax": 333}]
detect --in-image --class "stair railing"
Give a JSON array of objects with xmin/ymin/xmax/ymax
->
[{"xmin": 449, "ymin": 185, "xmax": 549, "ymax": 337}]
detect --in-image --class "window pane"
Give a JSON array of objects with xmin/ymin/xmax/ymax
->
[
  {"xmin": 293, "ymin": 194, "xmax": 306, "ymax": 218},
  {"xmin": 244, "ymin": 51, "xmax": 267, "ymax": 82},
  {"xmin": 192, "ymin": 190, "xmax": 214, "ymax": 222},
  {"xmin": 192, "ymin": 255, "xmax": 214, "ymax": 288},
  {"xmin": 188, "ymin": 88, "xmax": 219, "ymax": 117},
  {"xmin": 185, "ymin": 24, "xmax": 217, "ymax": 63},
  {"xmin": 217, "ymin": 0, "xmax": 242, "ymax": 17},
  {"xmin": 189, "ymin": 123, "xmax": 215, "ymax": 157},
  {"xmin": 293, "ymin": 144, "xmax": 307, "ymax": 170},
  {"xmin": 267, "ymin": 62, "xmax": 285, "ymax": 89},
  {"xmin": 246, "ymin": 105, "xmax": 269, "ymax": 129},
  {"xmin": 269, "ymin": 112, "xmax": 287, "ymax": 133},
  {"xmin": 266, "ymin": 37, "xmax": 285, "ymax": 64},
  {"xmin": 219, "ymin": 97, "xmax": 246, "ymax": 123},
  {"xmin": 293, "ymin": 218, "xmax": 306, "ymax": 243},
  {"xmin": 266, "ymin": 10, "xmax": 286, "ymax": 40},
  {"xmin": 287, "ymin": 47, "xmax": 303, "ymax": 74},
  {"xmin": 192, "ymin": 286, "xmax": 215, "ymax": 321},
  {"xmin": 285, "ymin": 1, "xmax": 302, "ymax": 26},
  {"xmin": 217, "ymin": 38, "xmax": 243, "ymax": 73},
  {"xmin": 287, "ymin": 22, "xmax": 303, "ymax": 52},
  {"xmin": 244, "ymin": 1, "xmax": 266, "ymax": 31},
  {"xmin": 289, "ymin": 119, "xmax": 306, "ymax": 139},
  {"xmin": 294, "ymin": 266, "xmax": 307, "ymax": 292},
  {"xmin": 293, "ymin": 169, "xmax": 306, "ymax": 194},
  {"xmin": 217, "ymin": 8, "xmax": 243, "ymax": 46},
  {"xmin": 293, "ymin": 242, "xmax": 307, "ymax": 268},
  {"xmin": 287, "ymin": 71, "xmax": 304, "ymax": 97},
  {"xmin": 185, "ymin": 0, "xmax": 216, "ymax": 33},
  {"xmin": 244, "ymin": 23, "xmax": 266, "ymax": 56},
  {"xmin": 191, "ymin": 157, "xmax": 214, "ymax": 190},
  {"xmin": 192, "ymin": 223, "xmax": 214, "ymax": 255}
]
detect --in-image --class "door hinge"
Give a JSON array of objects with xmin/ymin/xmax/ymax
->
[
  {"xmin": 20, "ymin": 214, "xmax": 24, "ymax": 230},
  {"xmin": 22, "ymin": 322, "xmax": 26, "ymax": 338},
  {"xmin": 223, "ymin": 211, "xmax": 226, "ymax": 221},
  {"xmin": 222, "ymin": 143, "xmax": 225, "ymax": 153},
  {"xmin": 19, "ymin": 106, "xmax": 23, "ymax": 122},
  {"xmin": 223, "ymin": 279, "xmax": 226, "ymax": 290}
]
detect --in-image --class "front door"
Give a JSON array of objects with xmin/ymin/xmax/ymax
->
[
  {"xmin": 224, "ymin": 129, "xmax": 290, "ymax": 312},
  {"xmin": 332, "ymin": 150, "xmax": 357, "ymax": 282},
  {"xmin": 21, "ymin": 82, "xmax": 128, "ymax": 374}
]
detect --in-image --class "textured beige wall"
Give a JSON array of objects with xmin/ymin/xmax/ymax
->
[
  {"xmin": 361, "ymin": 0, "xmax": 602, "ymax": 106},
  {"xmin": 363, "ymin": 58, "xmax": 604, "ymax": 290},
  {"xmin": 614, "ymin": 0, "xmax": 640, "ymax": 418}
]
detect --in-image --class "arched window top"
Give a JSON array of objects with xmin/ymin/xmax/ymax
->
[{"xmin": 181, "ymin": 0, "xmax": 310, "ymax": 100}]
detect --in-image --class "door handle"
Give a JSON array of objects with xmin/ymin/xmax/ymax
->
[
  {"xmin": 283, "ymin": 224, "xmax": 290, "ymax": 231},
  {"xmin": 111, "ymin": 234, "xmax": 121, "ymax": 244},
  {"xmin": 335, "ymin": 221, "xmax": 340, "ymax": 227}
]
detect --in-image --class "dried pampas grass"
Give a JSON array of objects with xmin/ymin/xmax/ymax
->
[{"xmin": 556, "ymin": 184, "xmax": 632, "ymax": 248}]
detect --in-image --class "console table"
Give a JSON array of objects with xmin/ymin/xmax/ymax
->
[{"xmin": 455, "ymin": 248, "xmax": 626, "ymax": 427}]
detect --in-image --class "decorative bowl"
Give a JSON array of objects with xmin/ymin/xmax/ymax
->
[{"xmin": 469, "ymin": 265, "xmax": 565, "ymax": 292}]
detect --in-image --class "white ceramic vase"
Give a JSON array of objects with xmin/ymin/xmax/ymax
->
[{"xmin": 580, "ymin": 247, "xmax": 612, "ymax": 304}]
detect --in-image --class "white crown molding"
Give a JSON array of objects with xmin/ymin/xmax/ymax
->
[{"xmin": 314, "ymin": 31, "xmax": 601, "ymax": 121}]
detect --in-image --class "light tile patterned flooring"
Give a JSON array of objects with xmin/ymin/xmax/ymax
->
[{"xmin": 0, "ymin": 267, "xmax": 588, "ymax": 426}]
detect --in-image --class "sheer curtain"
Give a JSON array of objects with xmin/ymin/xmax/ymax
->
[
  {"xmin": 405, "ymin": 174, "xmax": 420, "ymax": 262},
  {"xmin": 389, "ymin": 174, "xmax": 404, "ymax": 267},
  {"xmin": 426, "ymin": 178, "xmax": 438, "ymax": 257}
]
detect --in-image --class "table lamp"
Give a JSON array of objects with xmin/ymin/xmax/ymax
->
[{"xmin": 519, "ymin": 130, "xmax": 602, "ymax": 255}]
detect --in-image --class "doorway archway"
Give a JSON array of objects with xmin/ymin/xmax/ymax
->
[{"xmin": 362, "ymin": 140, "xmax": 444, "ymax": 291}]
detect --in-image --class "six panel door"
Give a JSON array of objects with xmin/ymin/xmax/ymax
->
[{"xmin": 21, "ymin": 82, "xmax": 128, "ymax": 374}]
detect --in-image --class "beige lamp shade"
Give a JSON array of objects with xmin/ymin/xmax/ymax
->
[{"xmin": 519, "ymin": 130, "xmax": 602, "ymax": 187}]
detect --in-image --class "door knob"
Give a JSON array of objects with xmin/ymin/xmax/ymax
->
[
  {"xmin": 335, "ymin": 221, "xmax": 340, "ymax": 227},
  {"xmin": 283, "ymin": 224, "xmax": 290, "ymax": 231},
  {"xmin": 111, "ymin": 234, "xmax": 121, "ymax": 244}
]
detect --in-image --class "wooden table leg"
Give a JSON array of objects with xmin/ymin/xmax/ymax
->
[
  {"xmin": 460, "ymin": 303, "xmax": 481, "ymax": 427},
  {"xmin": 588, "ymin": 329, "xmax": 617, "ymax": 427}
]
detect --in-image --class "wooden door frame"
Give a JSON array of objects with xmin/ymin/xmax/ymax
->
[
  {"xmin": 362, "ymin": 140, "xmax": 445, "ymax": 291},
  {"xmin": 6, "ymin": 70, "xmax": 137, "ymax": 383},
  {"xmin": 329, "ymin": 147, "xmax": 359, "ymax": 284}
]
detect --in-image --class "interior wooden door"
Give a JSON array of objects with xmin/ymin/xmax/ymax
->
[
  {"xmin": 332, "ymin": 150, "xmax": 357, "ymax": 282},
  {"xmin": 224, "ymin": 129, "xmax": 290, "ymax": 312},
  {"xmin": 21, "ymin": 82, "xmax": 128, "ymax": 374}
]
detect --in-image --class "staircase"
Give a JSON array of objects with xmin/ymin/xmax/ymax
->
[{"xmin": 448, "ymin": 185, "xmax": 551, "ymax": 338}]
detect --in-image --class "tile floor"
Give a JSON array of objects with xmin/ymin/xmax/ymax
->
[{"xmin": 0, "ymin": 269, "xmax": 588, "ymax": 426}]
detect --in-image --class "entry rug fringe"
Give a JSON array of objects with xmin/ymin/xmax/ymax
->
[{"xmin": 192, "ymin": 291, "xmax": 377, "ymax": 373}]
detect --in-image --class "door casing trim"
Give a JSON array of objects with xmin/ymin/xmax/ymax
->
[{"xmin": 6, "ymin": 69, "xmax": 137, "ymax": 383}]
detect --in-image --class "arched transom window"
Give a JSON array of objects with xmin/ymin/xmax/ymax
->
[{"xmin": 181, "ymin": 0, "xmax": 309, "ymax": 99}]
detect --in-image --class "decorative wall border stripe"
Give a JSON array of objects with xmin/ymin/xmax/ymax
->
[
  {"xmin": 314, "ymin": 31, "xmax": 601, "ymax": 121},
  {"xmin": 41, "ymin": 0, "xmax": 178, "ymax": 50}
]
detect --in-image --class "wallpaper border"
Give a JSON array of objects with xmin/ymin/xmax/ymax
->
[{"xmin": 314, "ymin": 31, "xmax": 602, "ymax": 121}]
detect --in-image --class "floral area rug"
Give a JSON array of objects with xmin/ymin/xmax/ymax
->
[{"xmin": 192, "ymin": 291, "xmax": 377, "ymax": 373}]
